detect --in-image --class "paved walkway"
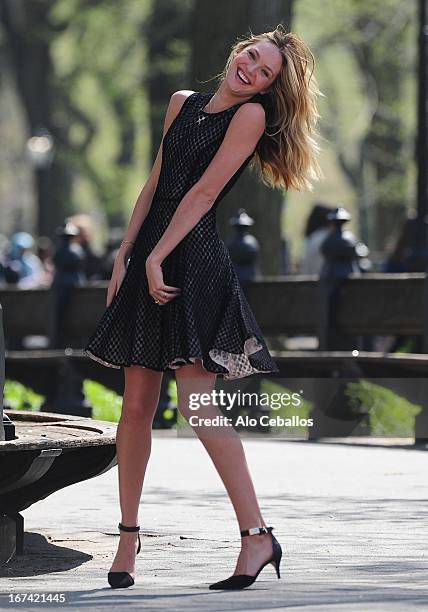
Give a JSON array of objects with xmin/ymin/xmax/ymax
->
[{"xmin": 1, "ymin": 433, "xmax": 427, "ymax": 611}]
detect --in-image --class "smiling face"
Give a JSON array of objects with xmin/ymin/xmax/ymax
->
[{"xmin": 227, "ymin": 40, "xmax": 283, "ymax": 96}]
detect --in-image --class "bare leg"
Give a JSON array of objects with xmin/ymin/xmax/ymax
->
[
  {"xmin": 109, "ymin": 365, "xmax": 163, "ymax": 575},
  {"xmin": 175, "ymin": 359, "xmax": 275, "ymax": 576}
]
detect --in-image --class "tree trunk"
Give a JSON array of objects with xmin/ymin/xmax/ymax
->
[
  {"xmin": 145, "ymin": 0, "xmax": 192, "ymax": 164},
  {"xmin": 0, "ymin": 0, "xmax": 72, "ymax": 239}
]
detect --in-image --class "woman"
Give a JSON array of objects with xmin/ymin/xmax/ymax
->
[
  {"xmin": 84, "ymin": 23, "xmax": 323, "ymax": 590},
  {"xmin": 300, "ymin": 202, "xmax": 335, "ymax": 275}
]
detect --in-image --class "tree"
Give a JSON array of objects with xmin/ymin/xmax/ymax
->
[
  {"xmin": 302, "ymin": 0, "xmax": 416, "ymax": 251},
  {"xmin": 145, "ymin": 0, "xmax": 193, "ymax": 164},
  {"xmin": 0, "ymin": 0, "xmax": 151, "ymax": 236},
  {"xmin": 0, "ymin": 0, "xmax": 72, "ymax": 238}
]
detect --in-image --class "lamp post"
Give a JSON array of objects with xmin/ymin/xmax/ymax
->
[
  {"xmin": 411, "ymin": 0, "xmax": 428, "ymax": 270},
  {"xmin": 26, "ymin": 127, "xmax": 55, "ymax": 238},
  {"xmin": 417, "ymin": 0, "xmax": 428, "ymax": 221}
]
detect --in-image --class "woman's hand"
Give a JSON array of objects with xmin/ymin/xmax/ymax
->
[
  {"xmin": 106, "ymin": 245, "xmax": 132, "ymax": 308},
  {"xmin": 145, "ymin": 255, "xmax": 181, "ymax": 305}
]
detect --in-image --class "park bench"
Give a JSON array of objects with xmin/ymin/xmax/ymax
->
[{"xmin": 3, "ymin": 273, "xmax": 428, "ymax": 348}]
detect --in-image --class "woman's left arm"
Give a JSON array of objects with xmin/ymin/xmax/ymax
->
[{"xmin": 146, "ymin": 102, "xmax": 265, "ymax": 268}]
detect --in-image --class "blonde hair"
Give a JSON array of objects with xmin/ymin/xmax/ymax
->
[{"xmin": 213, "ymin": 24, "xmax": 324, "ymax": 192}]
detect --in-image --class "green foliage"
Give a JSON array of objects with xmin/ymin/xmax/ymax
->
[
  {"xmin": 289, "ymin": 0, "xmax": 417, "ymax": 258},
  {"xmin": 82, "ymin": 377, "xmax": 178, "ymax": 424},
  {"xmin": 345, "ymin": 379, "xmax": 421, "ymax": 436},
  {"xmin": 42, "ymin": 0, "xmax": 193, "ymax": 235},
  {"xmin": 49, "ymin": 0, "xmax": 153, "ymax": 222},
  {"xmin": 3, "ymin": 380, "xmax": 45, "ymax": 411},
  {"xmin": 83, "ymin": 379, "xmax": 123, "ymax": 422},
  {"xmin": 168, "ymin": 378, "xmax": 188, "ymax": 430},
  {"xmin": 394, "ymin": 337, "xmax": 419, "ymax": 354},
  {"xmin": 159, "ymin": 378, "xmax": 178, "ymax": 426}
]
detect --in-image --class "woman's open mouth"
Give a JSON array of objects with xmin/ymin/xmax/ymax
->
[{"xmin": 236, "ymin": 67, "xmax": 250, "ymax": 85}]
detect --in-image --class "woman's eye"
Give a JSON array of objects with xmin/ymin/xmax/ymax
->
[{"xmin": 248, "ymin": 50, "xmax": 269, "ymax": 77}]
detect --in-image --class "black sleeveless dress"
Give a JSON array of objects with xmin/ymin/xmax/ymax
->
[{"xmin": 83, "ymin": 91, "xmax": 280, "ymax": 380}]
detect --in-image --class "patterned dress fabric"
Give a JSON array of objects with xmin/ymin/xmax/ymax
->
[{"xmin": 83, "ymin": 91, "xmax": 279, "ymax": 380}]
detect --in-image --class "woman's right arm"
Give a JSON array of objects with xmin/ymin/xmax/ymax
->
[{"xmin": 106, "ymin": 90, "xmax": 194, "ymax": 307}]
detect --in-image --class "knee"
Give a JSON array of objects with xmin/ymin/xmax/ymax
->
[{"xmin": 121, "ymin": 399, "xmax": 157, "ymax": 426}]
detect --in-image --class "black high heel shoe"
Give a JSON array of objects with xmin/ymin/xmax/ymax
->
[
  {"xmin": 208, "ymin": 526, "xmax": 282, "ymax": 590},
  {"xmin": 107, "ymin": 522, "xmax": 141, "ymax": 589}
]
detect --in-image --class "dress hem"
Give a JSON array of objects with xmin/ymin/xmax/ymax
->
[{"xmin": 82, "ymin": 337, "xmax": 278, "ymax": 381}]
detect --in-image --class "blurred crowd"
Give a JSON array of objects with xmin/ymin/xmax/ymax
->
[
  {"xmin": 0, "ymin": 204, "xmax": 419, "ymax": 292},
  {"xmin": 299, "ymin": 201, "xmax": 422, "ymax": 276},
  {"xmin": 0, "ymin": 214, "xmax": 123, "ymax": 290}
]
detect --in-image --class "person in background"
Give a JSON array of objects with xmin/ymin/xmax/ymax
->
[
  {"xmin": 0, "ymin": 234, "xmax": 10, "ymax": 287},
  {"xmin": 376, "ymin": 213, "xmax": 423, "ymax": 352},
  {"xmin": 3, "ymin": 232, "xmax": 44, "ymax": 289},
  {"xmin": 380, "ymin": 214, "xmax": 419, "ymax": 273},
  {"xmin": 66, "ymin": 213, "xmax": 104, "ymax": 280},
  {"xmin": 51, "ymin": 221, "xmax": 87, "ymax": 347},
  {"xmin": 299, "ymin": 202, "xmax": 335, "ymax": 275}
]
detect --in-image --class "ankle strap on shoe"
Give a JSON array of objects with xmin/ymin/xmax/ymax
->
[
  {"xmin": 118, "ymin": 522, "xmax": 140, "ymax": 532},
  {"xmin": 240, "ymin": 526, "xmax": 274, "ymax": 537}
]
